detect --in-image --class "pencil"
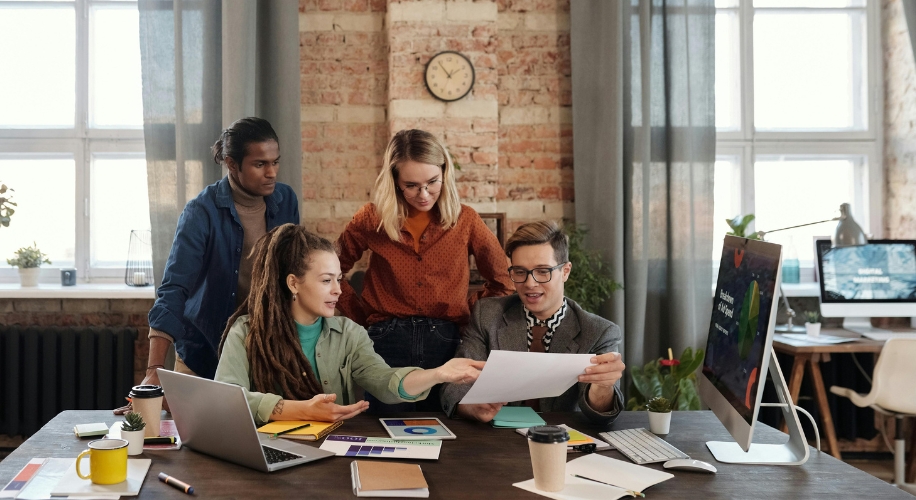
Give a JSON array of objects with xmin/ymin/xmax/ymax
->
[
  {"xmin": 271, "ymin": 423, "xmax": 311, "ymax": 439},
  {"xmin": 572, "ymin": 475, "xmax": 644, "ymax": 497}
]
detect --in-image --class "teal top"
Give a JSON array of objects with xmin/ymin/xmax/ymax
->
[
  {"xmin": 215, "ymin": 315, "xmax": 429, "ymax": 426},
  {"xmin": 296, "ymin": 318, "xmax": 323, "ymax": 380}
]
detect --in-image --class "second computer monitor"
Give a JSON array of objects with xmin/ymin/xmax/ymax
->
[{"xmin": 816, "ymin": 239, "xmax": 916, "ymax": 319}]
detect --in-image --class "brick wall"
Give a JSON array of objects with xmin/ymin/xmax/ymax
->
[
  {"xmin": 0, "ymin": 298, "xmax": 154, "ymax": 385},
  {"xmin": 884, "ymin": 0, "xmax": 916, "ymax": 238},
  {"xmin": 299, "ymin": 0, "xmax": 573, "ymax": 238}
]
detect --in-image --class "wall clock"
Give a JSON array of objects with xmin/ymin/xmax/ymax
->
[{"xmin": 424, "ymin": 51, "xmax": 475, "ymax": 102}]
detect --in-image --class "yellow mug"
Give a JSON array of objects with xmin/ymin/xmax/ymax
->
[{"xmin": 76, "ymin": 438, "xmax": 128, "ymax": 485}]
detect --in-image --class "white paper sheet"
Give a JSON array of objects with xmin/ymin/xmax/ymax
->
[
  {"xmin": 776, "ymin": 334, "xmax": 857, "ymax": 345},
  {"xmin": 459, "ymin": 350, "xmax": 593, "ymax": 404},
  {"xmin": 565, "ymin": 453, "xmax": 673, "ymax": 492},
  {"xmin": 513, "ymin": 477, "xmax": 630, "ymax": 500}
]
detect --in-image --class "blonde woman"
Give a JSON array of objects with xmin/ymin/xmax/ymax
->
[{"xmin": 337, "ymin": 129, "xmax": 513, "ymax": 413}]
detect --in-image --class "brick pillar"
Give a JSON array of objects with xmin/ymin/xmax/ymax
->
[
  {"xmin": 299, "ymin": 0, "xmax": 390, "ymax": 239},
  {"xmin": 497, "ymin": 1, "xmax": 573, "ymax": 232},
  {"xmin": 386, "ymin": 0, "xmax": 500, "ymax": 210}
]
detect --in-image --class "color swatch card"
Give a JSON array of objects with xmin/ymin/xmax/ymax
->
[
  {"xmin": 492, "ymin": 406, "xmax": 546, "ymax": 428},
  {"xmin": 379, "ymin": 418, "xmax": 456, "ymax": 440},
  {"xmin": 0, "ymin": 458, "xmax": 46, "ymax": 498},
  {"xmin": 320, "ymin": 435, "xmax": 442, "ymax": 460}
]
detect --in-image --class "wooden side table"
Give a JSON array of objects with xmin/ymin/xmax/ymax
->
[{"xmin": 772, "ymin": 329, "xmax": 885, "ymax": 460}]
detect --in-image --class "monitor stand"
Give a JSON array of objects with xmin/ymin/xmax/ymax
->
[
  {"xmin": 706, "ymin": 353, "xmax": 810, "ymax": 465},
  {"xmin": 841, "ymin": 317, "xmax": 892, "ymax": 336}
]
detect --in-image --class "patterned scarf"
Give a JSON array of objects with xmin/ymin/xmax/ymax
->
[{"xmin": 524, "ymin": 298, "xmax": 568, "ymax": 352}]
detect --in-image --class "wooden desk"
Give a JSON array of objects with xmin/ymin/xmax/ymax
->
[
  {"xmin": 1, "ymin": 410, "xmax": 911, "ymax": 499},
  {"xmin": 772, "ymin": 328, "xmax": 885, "ymax": 460}
]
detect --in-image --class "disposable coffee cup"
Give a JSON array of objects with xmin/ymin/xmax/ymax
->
[
  {"xmin": 526, "ymin": 425, "xmax": 569, "ymax": 492},
  {"xmin": 129, "ymin": 385, "xmax": 164, "ymax": 437}
]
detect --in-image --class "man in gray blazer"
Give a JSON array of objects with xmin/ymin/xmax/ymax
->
[{"xmin": 441, "ymin": 220, "xmax": 625, "ymax": 424}]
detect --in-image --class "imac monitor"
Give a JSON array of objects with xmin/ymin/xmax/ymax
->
[
  {"xmin": 816, "ymin": 239, "xmax": 916, "ymax": 322},
  {"xmin": 699, "ymin": 236, "xmax": 782, "ymax": 453}
]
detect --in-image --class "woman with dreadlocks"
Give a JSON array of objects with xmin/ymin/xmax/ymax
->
[{"xmin": 214, "ymin": 224, "xmax": 484, "ymax": 424}]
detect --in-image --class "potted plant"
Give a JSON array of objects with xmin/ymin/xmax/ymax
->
[
  {"xmin": 646, "ymin": 396, "xmax": 673, "ymax": 434},
  {"xmin": 804, "ymin": 310, "xmax": 821, "ymax": 338},
  {"xmin": 121, "ymin": 412, "xmax": 146, "ymax": 455},
  {"xmin": 0, "ymin": 182, "xmax": 14, "ymax": 228},
  {"xmin": 562, "ymin": 220, "xmax": 624, "ymax": 314},
  {"xmin": 725, "ymin": 214, "xmax": 761, "ymax": 239},
  {"xmin": 6, "ymin": 242, "xmax": 51, "ymax": 287},
  {"xmin": 627, "ymin": 347, "xmax": 704, "ymax": 411}
]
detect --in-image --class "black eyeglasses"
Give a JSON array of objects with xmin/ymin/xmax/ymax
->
[{"xmin": 507, "ymin": 263, "xmax": 567, "ymax": 283}]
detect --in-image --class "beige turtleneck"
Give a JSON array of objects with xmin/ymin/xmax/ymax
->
[{"xmin": 228, "ymin": 173, "xmax": 267, "ymax": 307}]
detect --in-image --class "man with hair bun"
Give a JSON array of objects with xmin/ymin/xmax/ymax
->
[
  {"xmin": 115, "ymin": 117, "xmax": 299, "ymax": 414},
  {"xmin": 441, "ymin": 220, "xmax": 626, "ymax": 424}
]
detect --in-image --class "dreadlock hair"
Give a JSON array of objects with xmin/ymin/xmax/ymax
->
[{"xmin": 219, "ymin": 223, "xmax": 335, "ymax": 401}]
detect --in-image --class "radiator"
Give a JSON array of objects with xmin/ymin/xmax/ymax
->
[{"xmin": 0, "ymin": 326, "xmax": 137, "ymax": 436}]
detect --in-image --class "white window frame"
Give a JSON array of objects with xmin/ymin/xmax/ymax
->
[
  {"xmin": 0, "ymin": 0, "xmax": 145, "ymax": 283},
  {"xmin": 716, "ymin": 0, "xmax": 884, "ymax": 283}
]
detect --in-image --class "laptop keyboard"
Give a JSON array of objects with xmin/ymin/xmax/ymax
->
[{"xmin": 262, "ymin": 445, "xmax": 303, "ymax": 464}]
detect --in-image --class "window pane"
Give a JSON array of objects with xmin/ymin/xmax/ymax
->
[
  {"xmin": 715, "ymin": 10, "xmax": 740, "ymax": 130},
  {"xmin": 90, "ymin": 156, "xmax": 150, "ymax": 267},
  {"xmin": 713, "ymin": 157, "xmax": 741, "ymax": 260},
  {"xmin": 89, "ymin": 5, "xmax": 143, "ymax": 128},
  {"xmin": 0, "ymin": 7, "xmax": 75, "ymax": 128},
  {"xmin": 0, "ymin": 158, "xmax": 75, "ymax": 267},
  {"xmin": 754, "ymin": 10, "xmax": 867, "ymax": 131},
  {"xmin": 755, "ymin": 0, "xmax": 865, "ymax": 7},
  {"xmin": 754, "ymin": 157, "xmax": 859, "ymax": 265}
]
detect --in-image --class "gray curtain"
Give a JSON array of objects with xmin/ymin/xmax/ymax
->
[
  {"xmin": 138, "ymin": 0, "xmax": 302, "ymax": 288},
  {"xmin": 571, "ymin": 0, "xmax": 715, "ymax": 370}
]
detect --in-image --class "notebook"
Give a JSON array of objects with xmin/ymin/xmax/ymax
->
[
  {"xmin": 492, "ymin": 406, "xmax": 546, "ymax": 428},
  {"xmin": 257, "ymin": 420, "xmax": 343, "ymax": 441},
  {"xmin": 73, "ymin": 422, "xmax": 110, "ymax": 438},
  {"xmin": 351, "ymin": 460, "xmax": 429, "ymax": 498},
  {"xmin": 514, "ymin": 424, "xmax": 611, "ymax": 453},
  {"xmin": 513, "ymin": 453, "xmax": 673, "ymax": 499}
]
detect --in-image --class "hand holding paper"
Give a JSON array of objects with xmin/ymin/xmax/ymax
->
[{"xmin": 459, "ymin": 350, "xmax": 593, "ymax": 405}]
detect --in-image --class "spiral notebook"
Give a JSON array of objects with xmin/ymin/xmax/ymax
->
[{"xmin": 257, "ymin": 420, "xmax": 343, "ymax": 441}]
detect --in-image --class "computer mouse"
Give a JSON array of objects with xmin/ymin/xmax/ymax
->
[{"xmin": 662, "ymin": 458, "xmax": 717, "ymax": 473}]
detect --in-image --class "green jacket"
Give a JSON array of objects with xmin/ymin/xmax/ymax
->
[{"xmin": 215, "ymin": 315, "xmax": 428, "ymax": 426}]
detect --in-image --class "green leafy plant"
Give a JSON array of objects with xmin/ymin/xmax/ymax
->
[
  {"xmin": 646, "ymin": 396, "xmax": 673, "ymax": 413},
  {"xmin": 726, "ymin": 214, "xmax": 760, "ymax": 240},
  {"xmin": 563, "ymin": 220, "xmax": 623, "ymax": 314},
  {"xmin": 121, "ymin": 412, "xmax": 146, "ymax": 432},
  {"xmin": 804, "ymin": 310, "xmax": 821, "ymax": 324},
  {"xmin": 6, "ymin": 242, "xmax": 51, "ymax": 269},
  {"xmin": 627, "ymin": 347, "xmax": 704, "ymax": 411},
  {"xmin": 0, "ymin": 182, "xmax": 14, "ymax": 228}
]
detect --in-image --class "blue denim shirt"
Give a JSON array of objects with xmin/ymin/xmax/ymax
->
[{"xmin": 148, "ymin": 176, "xmax": 299, "ymax": 379}]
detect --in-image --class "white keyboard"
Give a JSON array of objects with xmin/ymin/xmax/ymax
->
[
  {"xmin": 598, "ymin": 427, "xmax": 689, "ymax": 465},
  {"xmin": 860, "ymin": 332, "xmax": 916, "ymax": 341}
]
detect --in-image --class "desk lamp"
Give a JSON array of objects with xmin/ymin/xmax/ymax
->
[{"xmin": 756, "ymin": 203, "xmax": 868, "ymax": 332}]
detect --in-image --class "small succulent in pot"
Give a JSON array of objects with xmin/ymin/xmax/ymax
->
[
  {"xmin": 804, "ymin": 310, "xmax": 821, "ymax": 324},
  {"xmin": 121, "ymin": 411, "xmax": 146, "ymax": 432},
  {"xmin": 647, "ymin": 396, "xmax": 673, "ymax": 414}
]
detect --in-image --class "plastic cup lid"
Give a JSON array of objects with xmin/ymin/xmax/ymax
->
[
  {"xmin": 129, "ymin": 384, "xmax": 164, "ymax": 398},
  {"xmin": 526, "ymin": 425, "xmax": 570, "ymax": 444}
]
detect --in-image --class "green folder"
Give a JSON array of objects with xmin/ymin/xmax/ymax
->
[{"xmin": 492, "ymin": 406, "xmax": 546, "ymax": 428}]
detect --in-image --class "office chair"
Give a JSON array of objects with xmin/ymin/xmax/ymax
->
[{"xmin": 830, "ymin": 338, "xmax": 916, "ymax": 494}]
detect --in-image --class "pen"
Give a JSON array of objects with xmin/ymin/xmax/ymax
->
[
  {"xmin": 572, "ymin": 475, "xmax": 644, "ymax": 497},
  {"xmin": 158, "ymin": 472, "xmax": 194, "ymax": 495},
  {"xmin": 271, "ymin": 423, "xmax": 311, "ymax": 439},
  {"xmin": 144, "ymin": 436, "xmax": 176, "ymax": 444}
]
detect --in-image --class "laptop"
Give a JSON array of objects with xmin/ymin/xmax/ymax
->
[{"xmin": 158, "ymin": 369, "xmax": 335, "ymax": 472}]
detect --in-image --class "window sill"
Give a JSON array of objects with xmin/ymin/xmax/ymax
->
[
  {"xmin": 779, "ymin": 283, "xmax": 820, "ymax": 297},
  {"xmin": 0, "ymin": 283, "xmax": 156, "ymax": 299}
]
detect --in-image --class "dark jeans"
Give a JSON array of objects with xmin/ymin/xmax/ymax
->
[{"xmin": 365, "ymin": 317, "xmax": 461, "ymax": 413}]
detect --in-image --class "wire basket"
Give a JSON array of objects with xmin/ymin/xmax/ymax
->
[{"xmin": 125, "ymin": 229, "xmax": 153, "ymax": 287}]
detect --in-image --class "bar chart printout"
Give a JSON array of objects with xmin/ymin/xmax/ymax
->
[{"xmin": 319, "ymin": 436, "xmax": 442, "ymax": 460}]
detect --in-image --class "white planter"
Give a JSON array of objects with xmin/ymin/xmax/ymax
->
[
  {"xmin": 805, "ymin": 322, "xmax": 821, "ymax": 338},
  {"xmin": 18, "ymin": 268, "xmax": 40, "ymax": 287},
  {"xmin": 648, "ymin": 411, "xmax": 672, "ymax": 435},
  {"xmin": 122, "ymin": 428, "xmax": 145, "ymax": 456}
]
